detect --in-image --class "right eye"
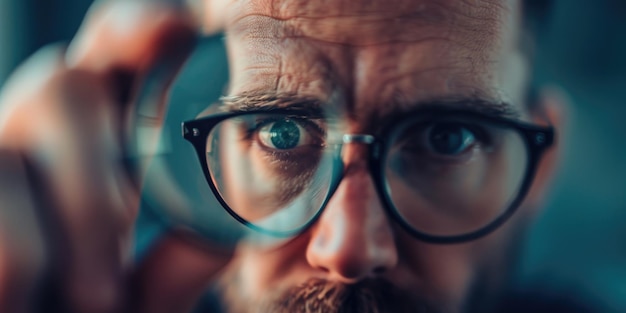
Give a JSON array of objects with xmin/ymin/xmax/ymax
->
[
  {"xmin": 425, "ymin": 122, "xmax": 478, "ymax": 157},
  {"xmin": 256, "ymin": 118, "xmax": 323, "ymax": 150}
]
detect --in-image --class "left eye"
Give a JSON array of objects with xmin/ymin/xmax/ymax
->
[
  {"xmin": 425, "ymin": 122, "xmax": 477, "ymax": 156},
  {"xmin": 257, "ymin": 119, "xmax": 308, "ymax": 150}
]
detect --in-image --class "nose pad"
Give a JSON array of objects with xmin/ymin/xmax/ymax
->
[{"xmin": 305, "ymin": 144, "xmax": 398, "ymax": 283}]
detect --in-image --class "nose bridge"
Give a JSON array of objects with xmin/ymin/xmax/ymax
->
[
  {"xmin": 342, "ymin": 134, "xmax": 375, "ymax": 145},
  {"xmin": 305, "ymin": 138, "xmax": 398, "ymax": 282},
  {"xmin": 333, "ymin": 133, "xmax": 377, "ymax": 171}
]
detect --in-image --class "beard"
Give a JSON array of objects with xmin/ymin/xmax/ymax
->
[
  {"xmin": 220, "ymin": 277, "xmax": 446, "ymax": 313},
  {"xmin": 215, "ymin": 212, "xmax": 532, "ymax": 313}
]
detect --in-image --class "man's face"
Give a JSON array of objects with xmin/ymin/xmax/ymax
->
[{"xmin": 202, "ymin": 0, "xmax": 545, "ymax": 312}]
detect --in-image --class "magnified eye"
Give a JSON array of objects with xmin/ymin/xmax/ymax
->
[
  {"xmin": 426, "ymin": 123, "xmax": 477, "ymax": 156},
  {"xmin": 257, "ymin": 119, "xmax": 311, "ymax": 150}
]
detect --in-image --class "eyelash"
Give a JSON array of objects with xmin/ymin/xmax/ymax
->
[
  {"xmin": 448, "ymin": 122, "xmax": 492, "ymax": 146},
  {"xmin": 243, "ymin": 117, "xmax": 327, "ymax": 149},
  {"xmin": 247, "ymin": 116, "xmax": 313, "ymax": 131},
  {"xmin": 238, "ymin": 113, "xmax": 499, "ymax": 151}
]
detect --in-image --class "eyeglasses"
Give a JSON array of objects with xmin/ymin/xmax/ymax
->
[{"xmin": 182, "ymin": 106, "xmax": 554, "ymax": 244}]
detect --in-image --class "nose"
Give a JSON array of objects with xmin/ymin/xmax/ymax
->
[{"xmin": 305, "ymin": 144, "xmax": 398, "ymax": 283}]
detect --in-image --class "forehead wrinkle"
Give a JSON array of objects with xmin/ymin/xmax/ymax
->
[
  {"xmin": 228, "ymin": 20, "xmax": 342, "ymax": 97},
  {"xmin": 228, "ymin": 0, "xmax": 508, "ymax": 47},
  {"xmin": 225, "ymin": 0, "xmax": 524, "ymax": 126},
  {"xmin": 240, "ymin": 0, "xmax": 450, "ymax": 20},
  {"xmin": 236, "ymin": 0, "xmax": 504, "ymax": 22},
  {"xmin": 230, "ymin": 14, "xmax": 444, "ymax": 48},
  {"xmin": 227, "ymin": 0, "xmax": 515, "ymax": 56}
]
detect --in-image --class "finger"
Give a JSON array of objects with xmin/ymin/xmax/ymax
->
[
  {"xmin": 0, "ymin": 151, "xmax": 46, "ymax": 313},
  {"xmin": 0, "ymin": 46, "xmax": 134, "ymax": 313},
  {"xmin": 67, "ymin": 0, "xmax": 197, "ymax": 75},
  {"xmin": 132, "ymin": 231, "xmax": 233, "ymax": 313},
  {"xmin": 66, "ymin": 0, "xmax": 198, "ymax": 179},
  {"xmin": 0, "ymin": 2, "xmax": 206, "ymax": 312},
  {"xmin": 66, "ymin": 0, "xmax": 197, "ymax": 117},
  {"xmin": 66, "ymin": 3, "xmax": 238, "ymax": 311},
  {"xmin": 8, "ymin": 62, "xmax": 132, "ymax": 313}
]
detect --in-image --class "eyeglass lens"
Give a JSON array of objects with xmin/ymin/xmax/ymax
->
[
  {"xmin": 204, "ymin": 113, "xmax": 528, "ymax": 237},
  {"xmin": 383, "ymin": 115, "xmax": 528, "ymax": 236}
]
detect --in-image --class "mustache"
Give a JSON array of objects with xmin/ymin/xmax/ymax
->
[{"xmin": 263, "ymin": 278, "xmax": 442, "ymax": 313}]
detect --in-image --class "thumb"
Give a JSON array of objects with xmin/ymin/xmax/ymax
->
[
  {"xmin": 66, "ymin": 0, "xmax": 198, "ymax": 178},
  {"xmin": 66, "ymin": 0, "xmax": 196, "ymax": 75}
]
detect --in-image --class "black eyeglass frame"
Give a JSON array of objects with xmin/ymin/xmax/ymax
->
[{"xmin": 182, "ymin": 107, "xmax": 555, "ymax": 244}]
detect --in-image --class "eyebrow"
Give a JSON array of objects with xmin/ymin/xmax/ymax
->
[
  {"xmin": 403, "ymin": 97, "xmax": 523, "ymax": 120},
  {"xmin": 218, "ymin": 92, "xmax": 523, "ymax": 121},
  {"xmin": 219, "ymin": 93, "xmax": 325, "ymax": 113}
]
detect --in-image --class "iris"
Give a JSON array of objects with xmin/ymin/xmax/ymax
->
[
  {"xmin": 429, "ymin": 123, "xmax": 476, "ymax": 155},
  {"xmin": 267, "ymin": 119, "xmax": 301, "ymax": 150}
]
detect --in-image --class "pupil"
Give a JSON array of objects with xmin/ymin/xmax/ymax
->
[
  {"xmin": 430, "ymin": 124, "xmax": 465, "ymax": 155},
  {"xmin": 270, "ymin": 119, "xmax": 300, "ymax": 149}
]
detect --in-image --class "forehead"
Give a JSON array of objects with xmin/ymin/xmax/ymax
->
[
  {"xmin": 229, "ymin": 0, "xmax": 512, "ymax": 42},
  {"xmin": 221, "ymin": 0, "xmax": 526, "ymax": 121}
]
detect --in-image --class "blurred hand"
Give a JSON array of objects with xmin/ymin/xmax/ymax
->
[{"xmin": 0, "ymin": 1, "xmax": 232, "ymax": 312}]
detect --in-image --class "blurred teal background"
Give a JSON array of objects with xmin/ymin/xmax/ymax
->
[
  {"xmin": 521, "ymin": 1, "xmax": 626, "ymax": 310},
  {"xmin": 1, "ymin": 0, "xmax": 625, "ymax": 310}
]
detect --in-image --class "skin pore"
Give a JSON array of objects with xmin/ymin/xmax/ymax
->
[{"xmin": 199, "ymin": 0, "xmax": 549, "ymax": 312}]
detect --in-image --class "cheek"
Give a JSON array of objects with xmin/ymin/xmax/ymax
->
[
  {"xmin": 394, "ymin": 230, "xmax": 482, "ymax": 302},
  {"xmin": 228, "ymin": 235, "xmax": 315, "ymax": 300}
]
